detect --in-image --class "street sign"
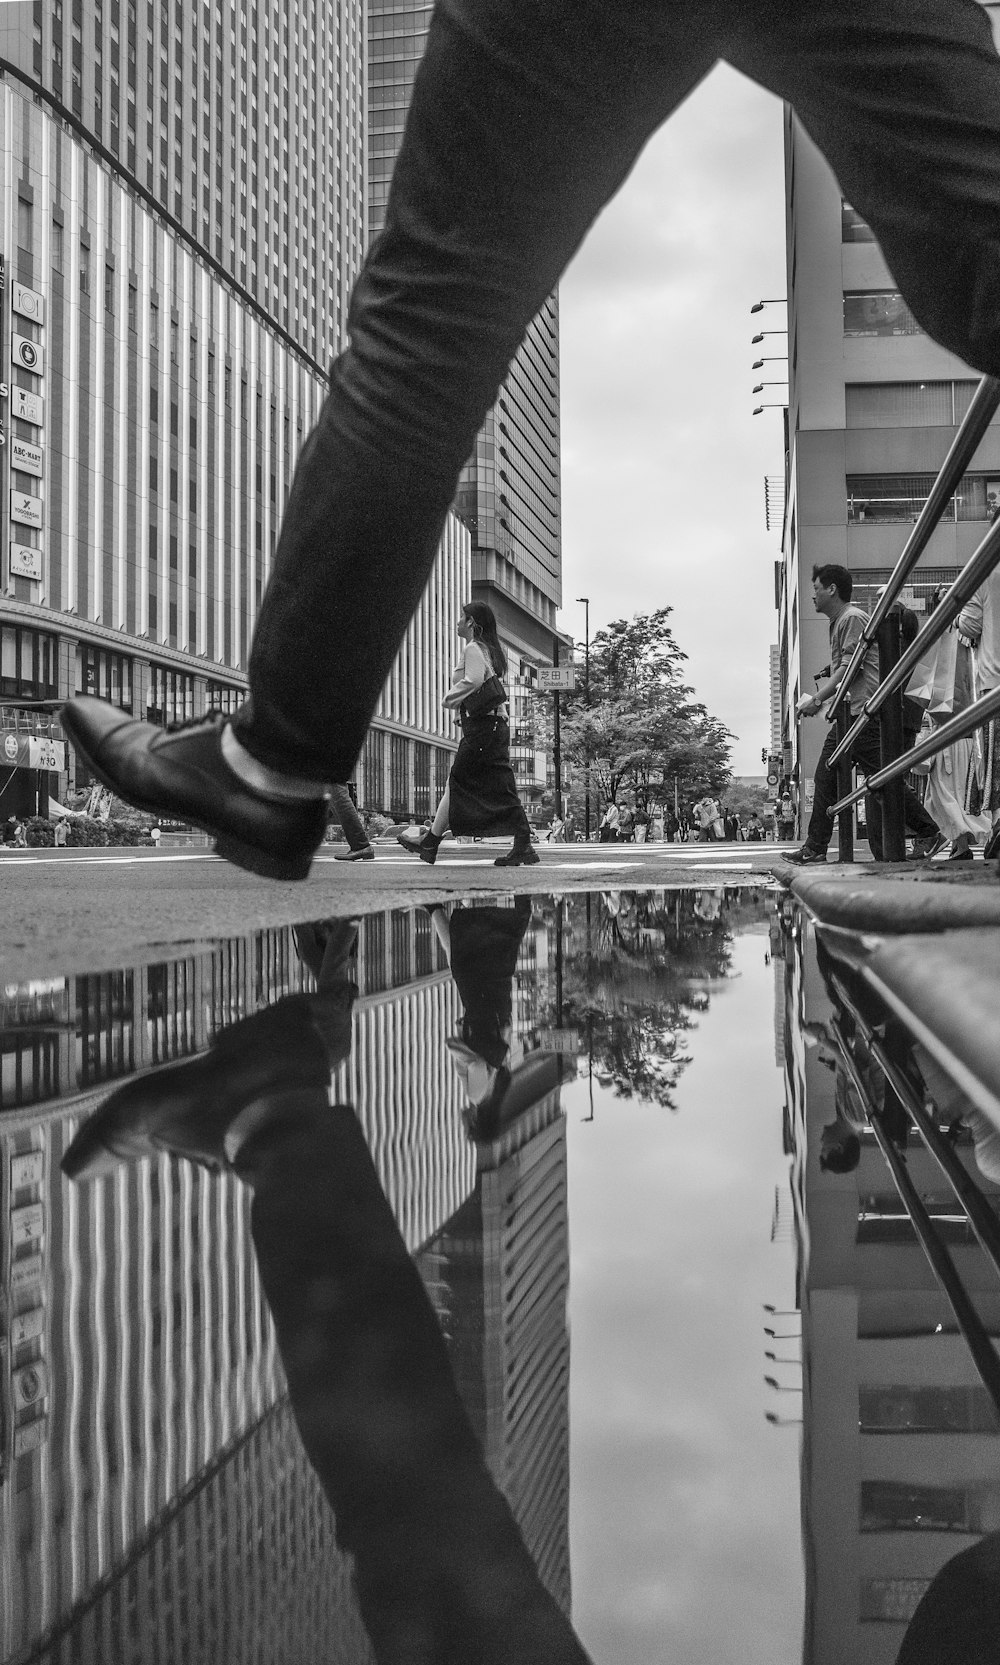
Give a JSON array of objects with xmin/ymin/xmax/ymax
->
[
  {"xmin": 11, "ymin": 491, "xmax": 42, "ymax": 528},
  {"xmin": 538, "ymin": 666, "xmax": 577, "ymax": 692},
  {"xmin": 537, "ymin": 1027, "xmax": 581, "ymax": 1055}
]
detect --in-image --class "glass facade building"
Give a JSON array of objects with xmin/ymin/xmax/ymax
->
[{"xmin": 0, "ymin": 1, "xmax": 468, "ymax": 819}]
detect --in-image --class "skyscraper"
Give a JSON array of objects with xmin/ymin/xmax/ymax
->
[
  {"xmin": 0, "ymin": 1, "xmax": 469, "ymax": 822},
  {"xmin": 367, "ymin": 0, "xmax": 562, "ymax": 807}
]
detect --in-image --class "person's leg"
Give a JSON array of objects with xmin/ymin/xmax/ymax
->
[
  {"xmin": 329, "ymin": 783, "xmax": 371, "ymax": 852},
  {"xmin": 430, "ymin": 784, "xmax": 450, "ymax": 838},
  {"xmin": 232, "ymin": 0, "xmax": 721, "ymax": 782},
  {"xmin": 804, "ymin": 726, "xmax": 842, "ymax": 853},
  {"xmin": 727, "ymin": 0, "xmax": 1000, "ymax": 375}
]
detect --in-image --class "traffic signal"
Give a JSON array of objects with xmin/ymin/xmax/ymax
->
[{"xmin": 761, "ymin": 748, "xmax": 768, "ymax": 763}]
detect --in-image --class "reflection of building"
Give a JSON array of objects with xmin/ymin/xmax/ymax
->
[
  {"xmin": 777, "ymin": 1, "xmax": 1000, "ymax": 802},
  {"xmin": 781, "ymin": 910, "xmax": 1000, "ymax": 1664},
  {"xmin": 0, "ymin": 911, "xmax": 472, "ymax": 1661},
  {"xmin": 367, "ymin": 1, "xmax": 562, "ymax": 807},
  {"xmin": 0, "ymin": 1, "xmax": 468, "ymax": 822}
]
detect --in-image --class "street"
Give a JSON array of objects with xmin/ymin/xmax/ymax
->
[{"xmin": 0, "ymin": 841, "xmax": 788, "ymax": 980}]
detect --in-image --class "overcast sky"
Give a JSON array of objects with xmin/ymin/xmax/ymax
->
[{"xmin": 558, "ymin": 63, "xmax": 788, "ymax": 778}]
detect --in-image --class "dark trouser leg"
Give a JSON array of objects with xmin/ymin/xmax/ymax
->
[
  {"xmin": 809, "ymin": 721, "xmax": 883, "ymax": 854},
  {"xmin": 728, "ymin": 0, "xmax": 1000, "ymax": 374},
  {"xmin": 865, "ymin": 728, "xmax": 940, "ymax": 855},
  {"xmin": 233, "ymin": 0, "xmax": 720, "ymax": 781},
  {"xmin": 236, "ymin": 1096, "xmax": 592, "ymax": 1665},
  {"xmin": 329, "ymin": 782, "xmax": 369, "ymax": 851}
]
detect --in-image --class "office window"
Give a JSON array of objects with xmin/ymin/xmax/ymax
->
[
  {"xmin": 3, "ymin": 627, "xmax": 59, "ymax": 699},
  {"xmin": 860, "ymin": 1385, "xmax": 1000, "ymax": 1434},
  {"xmin": 844, "ymin": 292, "xmax": 922, "ymax": 338}
]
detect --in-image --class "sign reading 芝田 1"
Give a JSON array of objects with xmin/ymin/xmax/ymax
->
[{"xmin": 537, "ymin": 666, "xmax": 578, "ymax": 692}]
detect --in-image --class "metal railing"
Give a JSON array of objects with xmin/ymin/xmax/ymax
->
[
  {"xmin": 819, "ymin": 374, "xmax": 1000, "ymax": 830},
  {"xmin": 827, "ymin": 965, "xmax": 1000, "ymax": 1415}
]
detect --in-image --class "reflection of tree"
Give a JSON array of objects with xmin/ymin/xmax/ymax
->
[{"xmin": 557, "ymin": 889, "xmax": 772, "ymax": 1110}]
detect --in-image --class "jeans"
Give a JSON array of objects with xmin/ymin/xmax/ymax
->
[
  {"xmin": 233, "ymin": 0, "xmax": 1000, "ymax": 782},
  {"xmin": 807, "ymin": 719, "xmax": 939, "ymax": 857},
  {"xmin": 329, "ymin": 782, "xmax": 370, "ymax": 850}
]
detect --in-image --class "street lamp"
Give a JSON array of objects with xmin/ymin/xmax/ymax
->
[
  {"xmin": 765, "ymin": 1328, "xmax": 799, "ymax": 1340},
  {"xmin": 763, "ymin": 1306, "xmax": 800, "ymax": 1315},
  {"xmin": 765, "ymin": 1352, "xmax": 800, "ymax": 1365},
  {"xmin": 576, "ymin": 596, "xmax": 591, "ymax": 842},
  {"xmin": 751, "ymin": 329, "xmax": 787, "ymax": 345},
  {"xmin": 765, "ymin": 1376, "xmax": 803, "ymax": 1392},
  {"xmin": 752, "ymin": 357, "xmax": 787, "ymax": 370},
  {"xmin": 752, "ymin": 382, "xmax": 788, "ymax": 394},
  {"xmin": 753, "ymin": 404, "xmax": 786, "ymax": 416},
  {"xmin": 750, "ymin": 298, "xmax": 787, "ymax": 313}
]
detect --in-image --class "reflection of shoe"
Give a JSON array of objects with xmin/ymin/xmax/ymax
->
[
  {"xmin": 910, "ymin": 831, "xmax": 947, "ymax": 860},
  {"xmin": 60, "ymin": 698, "xmax": 327, "ymax": 881},
  {"xmin": 397, "ymin": 829, "xmax": 441, "ymax": 864},
  {"xmin": 785, "ymin": 845, "xmax": 828, "ymax": 865},
  {"xmin": 494, "ymin": 844, "xmax": 540, "ymax": 866},
  {"xmin": 984, "ymin": 823, "xmax": 1000, "ymax": 861},
  {"xmin": 334, "ymin": 844, "xmax": 374, "ymax": 861},
  {"xmin": 62, "ymin": 999, "xmax": 331, "ymax": 1181}
]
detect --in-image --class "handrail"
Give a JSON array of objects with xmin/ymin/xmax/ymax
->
[
  {"xmin": 828, "ymin": 512, "xmax": 1000, "ymax": 767},
  {"xmin": 825, "ymin": 374, "xmax": 1000, "ymax": 726},
  {"xmin": 828, "ymin": 681, "xmax": 1000, "ymax": 818}
]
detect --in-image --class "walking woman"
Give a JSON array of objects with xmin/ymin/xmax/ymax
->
[{"xmin": 398, "ymin": 601, "xmax": 538, "ymax": 867}]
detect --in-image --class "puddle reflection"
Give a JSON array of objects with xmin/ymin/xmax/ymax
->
[{"xmin": 2, "ymin": 886, "xmax": 997, "ymax": 1661}]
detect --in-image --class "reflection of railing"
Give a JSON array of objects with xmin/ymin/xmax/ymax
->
[
  {"xmin": 825, "ymin": 374, "xmax": 1000, "ymax": 835},
  {"xmin": 828, "ymin": 966, "xmax": 1000, "ymax": 1416}
]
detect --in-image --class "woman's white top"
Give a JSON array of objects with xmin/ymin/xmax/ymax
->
[
  {"xmin": 442, "ymin": 642, "xmax": 507, "ymax": 713},
  {"xmin": 959, "ymin": 567, "xmax": 1000, "ymax": 694}
]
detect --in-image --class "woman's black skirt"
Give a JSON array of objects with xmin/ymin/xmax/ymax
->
[{"xmin": 449, "ymin": 714, "xmax": 528, "ymax": 837}]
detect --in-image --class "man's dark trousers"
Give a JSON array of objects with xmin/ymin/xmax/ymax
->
[
  {"xmin": 232, "ymin": 0, "xmax": 1000, "ymax": 785},
  {"xmin": 806, "ymin": 720, "xmax": 939, "ymax": 858}
]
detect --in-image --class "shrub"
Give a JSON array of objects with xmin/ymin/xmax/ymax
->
[
  {"xmin": 24, "ymin": 816, "xmax": 55, "ymax": 847},
  {"xmin": 65, "ymin": 816, "xmax": 109, "ymax": 847}
]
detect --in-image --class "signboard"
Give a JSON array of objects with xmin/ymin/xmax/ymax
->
[
  {"xmin": 10, "ymin": 1308, "xmax": 44, "ymax": 1347},
  {"xmin": 10, "ymin": 1151, "xmax": 44, "ymax": 1190},
  {"xmin": 11, "ymin": 335, "xmax": 43, "ymax": 375},
  {"xmin": 13, "ymin": 1418, "xmax": 47, "ymax": 1458},
  {"xmin": 537, "ymin": 1028, "xmax": 582, "ymax": 1055},
  {"xmin": 12, "ymin": 284, "xmax": 44, "ymax": 325},
  {"xmin": 12, "ymin": 387, "xmax": 42, "ymax": 425},
  {"xmin": 0, "ymin": 734, "xmax": 65, "ymax": 770},
  {"xmin": 10, "ymin": 437, "xmax": 42, "ymax": 477},
  {"xmin": 10, "ymin": 1203, "xmax": 44, "ymax": 1248},
  {"xmin": 9, "ymin": 543, "xmax": 42, "ymax": 581},
  {"xmin": 12, "ymin": 1361, "xmax": 48, "ymax": 1410},
  {"xmin": 9, "ymin": 1256, "xmax": 43, "ymax": 1300},
  {"xmin": 537, "ymin": 666, "xmax": 578, "ymax": 692},
  {"xmin": 10, "ymin": 490, "xmax": 42, "ymax": 528}
]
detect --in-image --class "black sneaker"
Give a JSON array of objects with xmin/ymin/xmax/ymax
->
[
  {"xmin": 910, "ymin": 831, "xmax": 947, "ymax": 861},
  {"xmin": 60, "ymin": 697, "xmax": 328, "ymax": 881},
  {"xmin": 785, "ymin": 844, "xmax": 829, "ymax": 866}
]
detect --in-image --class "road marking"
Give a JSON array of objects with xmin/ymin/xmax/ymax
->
[{"xmin": 0, "ymin": 852, "xmax": 219, "ymax": 866}]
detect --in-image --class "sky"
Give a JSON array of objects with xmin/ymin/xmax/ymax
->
[{"xmin": 558, "ymin": 64, "xmax": 788, "ymax": 778}]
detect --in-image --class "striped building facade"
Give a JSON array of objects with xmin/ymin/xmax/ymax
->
[{"xmin": 0, "ymin": 1, "xmax": 469, "ymax": 822}]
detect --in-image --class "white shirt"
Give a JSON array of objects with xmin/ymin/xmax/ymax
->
[{"xmin": 959, "ymin": 567, "xmax": 1000, "ymax": 694}]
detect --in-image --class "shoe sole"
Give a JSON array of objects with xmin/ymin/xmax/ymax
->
[
  {"xmin": 61, "ymin": 706, "xmax": 315, "ymax": 883},
  {"xmin": 494, "ymin": 854, "xmax": 541, "ymax": 866}
]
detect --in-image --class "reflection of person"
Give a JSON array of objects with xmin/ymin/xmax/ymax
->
[
  {"xmin": 61, "ymin": 0, "xmax": 1000, "ymax": 883},
  {"xmin": 398, "ymin": 601, "xmax": 538, "ymax": 867},
  {"xmin": 429, "ymin": 897, "xmax": 534, "ymax": 1134},
  {"xmin": 63, "ymin": 927, "xmax": 589, "ymax": 1664}
]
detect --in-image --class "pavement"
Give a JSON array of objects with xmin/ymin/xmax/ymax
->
[{"xmin": 0, "ymin": 839, "xmax": 787, "ymax": 980}]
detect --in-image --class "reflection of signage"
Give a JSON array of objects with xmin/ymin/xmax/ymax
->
[
  {"xmin": 10, "ymin": 543, "xmax": 42, "ymax": 581},
  {"xmin": 9, "ymin": 1256, "xmax": 43, "ymax": 1299},
  {"xmin": 536, "ymin": 1028, "xmax": 581, "ymax": 1055},
  {"xmin": 12, "ymin": 1361, "xmax": 48, "ymax": 1409},
  {"xmin": 537, "ymin": 666, "xmax": 578, "ymax": 691},
  {"xmin": 10, "ymin": 1308, "xmax": 44, "ymax": 1347},
  {"xmin": 10, "ymin": 1151, "xmax": 44, "ymax": 1189},
  {"xmin": 11, "ymin": 335, "xmax": 43, "ymax": 374},
  {"xmin": 10, "ymin": 490, "xmax": 42, "ymax": 527},
  {"xmin": 12, "ymin": 387, "xmax": 42, "ymax": 424},
  {"xmin": 10, "ymin": 437, "xmax": 42, "ymax": 476},
  {"xmin": 12, "ymin": 284, "xmax": 44, "ymax": 325},
  {"xmin": 13, "ymin": 1419, "xmax": 47, "ymax": 1458},
  {"xmin": 11, "ymin": 1203, "xmax": 44, "ymax": 1248}
]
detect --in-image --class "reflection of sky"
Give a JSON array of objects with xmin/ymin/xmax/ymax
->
[{"xmin": 566, "ymin": 932, "xmax": 802, "ymax": 1664}]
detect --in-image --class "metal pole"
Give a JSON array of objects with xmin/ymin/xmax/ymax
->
[
  {"xmin": 580, "ymin": 599, "xmax": 591, "ymax": 842},
  {"xmin": 875, "ymin": 611, "xmax": 906, "ymax": 861},
  {"xmin": 835, "ymin": 704, "xmax": 854, "ymax": 862},
  {"xmin": 552, "ymin": 637, "xmax": 562, "ymax": 817}
]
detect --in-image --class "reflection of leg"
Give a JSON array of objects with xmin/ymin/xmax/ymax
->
[{"xmin": 237, "ymin": 1097, "xmax": 592, "ymax": 1664}]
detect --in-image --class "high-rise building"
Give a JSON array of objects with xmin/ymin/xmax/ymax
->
[
  {"xmin": 776, "ymin": 3, "xmax": 1000, "ymax": 808},
  {"xmin": 367, "ymin": 0, "xmax": 561, "ymax": 808},
  {"xmin": 0, "ymin": 1, "xmax": 469, "ymax": 822},
  {"xmin": 769, "ymin": 642, "xmax": 781, "ymax": 760}
]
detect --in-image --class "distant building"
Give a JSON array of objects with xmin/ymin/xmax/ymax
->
[
  {"xmin": 769, "ymin": 643, "xmax": 782, "ymax": 760},
  {"xmin": 776, "ymin": 2, "xmax": 1000, "ymax": 805},
  {"xmin": 0, "ymin": 1, "xmax": 468, "ymax": 823}
]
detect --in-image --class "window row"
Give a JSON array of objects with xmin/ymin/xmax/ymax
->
[
  {"xmin": 2, "ymin": 627, "xmax": 59, "ymax": 700},
  {"xmin": 847, "ymin": 473, "xmax": 1000, "ymax": 524}
]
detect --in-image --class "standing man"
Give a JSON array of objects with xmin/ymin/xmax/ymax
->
[
  {"xmin": 57, "ymin": 0, "xmax": 1000, "ymax": 880},
  {"xmin": 788, "ymin": 565, "xmax": 942, "ymax": 865}
]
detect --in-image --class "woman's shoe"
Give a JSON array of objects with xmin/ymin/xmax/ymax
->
[
  {"xmin": 397, "ymin": 828, "xmax": 441, "ymax": 865},
  {"xmin": 984, "ymin": 822, "xmax": 1000, "ymax": 861},
  {"xmin": 494, "ymin": 843, "xmax": 540, "ymax": 867}
]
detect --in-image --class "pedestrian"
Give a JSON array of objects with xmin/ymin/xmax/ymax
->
[
  {"xmin": 58, "ymin": 1, "xmax": 1000, "ymax": 881},
  {"xmin": 958, "ymin": 525, "xmax": 1000, "ymax": 860},
  {"xmin": 599, "ymin": 802, "xmax": 620, "ymax": 844},
  {"xmin": 54, "ymin": 820, "xmax": 68, "ymax": 847},
  {"xmin": 910, "ymin": 590, "xmax": 992, "ymax": 860},
  {"xmin": 329, "ymin": 783, "xmax": 376, "ymax": 862},
  {"xmin": 397, "ymin": 601, "xmax": 538, "ymax": 867},
  {"xmin": 746, "ymin": 811, "xmax": 764, "ymax": 842},
  {"xmin": 777, "ymin": 782, "xmax": 797, "ymax": 841},
  {"xmin": 788, "ymin": 565, "xmax": 943, "ymax": 864},
  {"xmin": 617, "ymin": 803, "xmax": 634, "ymax": 843},
  {"xmin": 633, "ymin": 805, "xmax": 649, "ymax": 843}
]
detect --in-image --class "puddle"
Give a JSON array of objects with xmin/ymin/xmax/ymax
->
[{"xmin": 1, "ymin": 887, "xmax": 997, "ymax": 1662}]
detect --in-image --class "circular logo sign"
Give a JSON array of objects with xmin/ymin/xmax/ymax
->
[
  {"xmin": 16, "ymin": 340, "xmax": 38, "ymax": 370},
  {"xmin": 4, "ymin": 734, "xmax": 19, "ymax": 761}
]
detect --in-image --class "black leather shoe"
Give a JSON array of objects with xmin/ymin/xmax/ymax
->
[
  {"xmin": 62, "ymin": 997, "xmax": 332, "ymax": 1181},
  {"xmin": 494, "ymin": 844, "xmax": 540, "ymax": 866},
  {"xmin": 334, "ymin": 844, "xmax": 375, "ymax": 861},
  {"xmin": 397, "ymin": 829, "xmax": 441, "ymax": 864},
  {"xmin": 60, "ymin": 697, "xmax": 328, "ymax": 881}
]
